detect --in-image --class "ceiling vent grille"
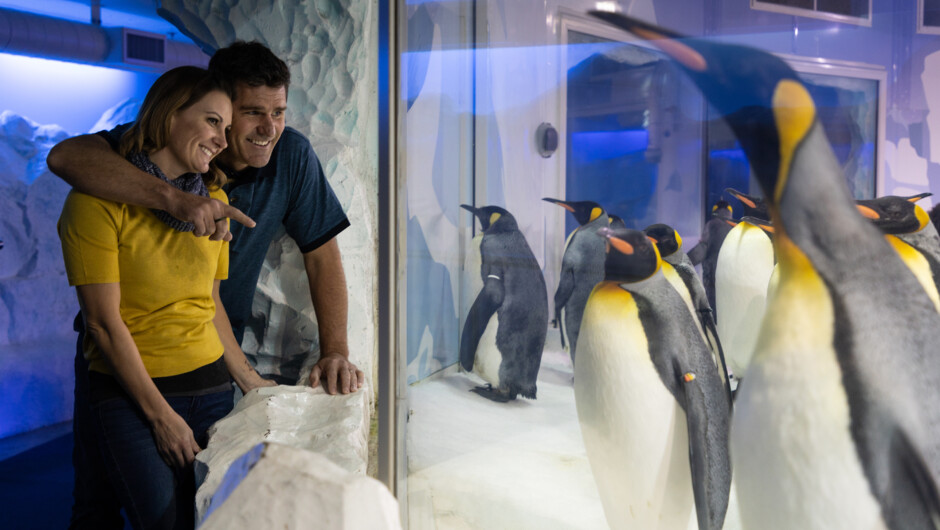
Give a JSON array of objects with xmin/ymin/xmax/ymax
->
[{"xmin": 112, "ymin": 28, "xmax": 166, "ymax": 67}]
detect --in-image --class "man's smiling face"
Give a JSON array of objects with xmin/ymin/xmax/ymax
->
[{"xmin": 218, "ymin": 82, "xmax": 287, "ymax": 171}]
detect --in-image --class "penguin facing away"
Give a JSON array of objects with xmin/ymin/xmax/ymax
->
[
  {"xmin": 458, "ymin": 205, "xmax": 548, "ymax": 402},
  {"xmin": 542, "ymin": 198, "xmax": 608, "ymax": 364},
  {"xmin": 687, "ymin": 200, "xmax": 735, "ymax": 317},
  {"xmin": 576, "ymin": 226, "xmax": 731, "ymax": 530},
  {"xmin": 590, "ymin": 12, "xmax": 940, "ymax": 530},
  {"xmin": 856, "ymin": 195, "xmax": 940, "ymax": 312},
  {"xmin": 645, "ymin": 223, "xmax": 733, "ymax": 405}
]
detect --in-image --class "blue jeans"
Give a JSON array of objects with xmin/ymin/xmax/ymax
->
[
  {"xmin": 71, "ymin": 319, "xmax": 125, "ymax": 530},
  {"xmin": 92, "ymin": 388, "xmax": 234, "ymax": 530}
]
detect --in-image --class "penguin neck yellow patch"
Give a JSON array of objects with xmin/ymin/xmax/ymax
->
[
  {"xmin": 772, "ymin": 80, "xmax": 816, "ymax": 204},
  {"xmin": 885, "ymin": 235, "xmax": 940, "ymax": 311},
  {"xmin": 589, "ymin": 207, "xmax": 603, "ymax": 222},
  {"xmin": 674, "ymin": 230, "xmax": 682, "ymax": 250},
  {"xmin": 489, "ymin": 212, "xmax": 501, "ymax": 227},
  {"xmin": 915, "ymin": 205, "xmax": 930, "ymax": 232}
]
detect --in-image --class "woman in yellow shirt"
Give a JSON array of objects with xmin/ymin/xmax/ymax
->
[{"xmin": 58, "ymin": 66, "xmax": 272, "ymax": 530}]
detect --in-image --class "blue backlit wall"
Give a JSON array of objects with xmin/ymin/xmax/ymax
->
[
  {"xmin": 0, "ymin": 52, "xmax": 154, "ymax": 439},
  {"xmin": 0, "ymin": 53, "xmax": 156, "ymax": 136}
]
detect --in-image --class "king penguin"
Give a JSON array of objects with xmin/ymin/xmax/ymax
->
[
  {"xmin": 856, "ymin": 194, "xmax": 940, "ymax": 312},
  {"xmin": 590, "ymin": 11, "xmax": 940, "ymax": 530},
  {"xmin": 458, "ymin": 205, "xmax": 548, "ymax": 402},
  {"xmin": 688, "ymin": 200, "xmax": 735, "ymax": 318},
  {"xmin": 576, "ymin": 226, "xmax": 731, "ymax": 530},
  {"xmin": 542, "ymin": 198, "xmax": 608, "ymax": 365},
  {"xmin": 645, "ymin": 223, "xmax": 733, "ymax": 404}
]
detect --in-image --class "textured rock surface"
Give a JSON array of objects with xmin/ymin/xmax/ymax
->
[
  {"xmin": 199, "ymin": 441, "xmax": 400, "ymax": 530},
  {"xmin": 159, "ymin": 0, "xmax": 378, "ymax": 387},
  {"xmin": 194, "ymin": 385, "xmax": 372, "ymax": 522}
]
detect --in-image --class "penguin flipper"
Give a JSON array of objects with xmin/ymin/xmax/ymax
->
[
  {"xmin": 699, "ymin": 310, "xmax": 734, "ymax": 408},
  {"xmin": 459, "ymin": 277, "xmax": 504, "ymax": 371},
  {"xmin": 881, "ymin": 428, "xmax": 940, "ymax": 529},
  {"xmin": 679, "ymin": 368, "xmax": 731, "ymax": 530}
]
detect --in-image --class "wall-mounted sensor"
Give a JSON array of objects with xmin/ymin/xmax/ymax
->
[{"xmin": 536, "ymin": 122, "xmax": 558, "ymax": 158}]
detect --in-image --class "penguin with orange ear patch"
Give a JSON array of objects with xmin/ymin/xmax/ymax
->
[
  {"xmin": 542, "ymin": 198, "xmax": 608, "ymax": 364},
  {"xmin": 575, "ymin": 226, "xmax": 731, "ymax": 530},
  {"xmin": 589, "ymin": 11, "xmax": 940, "ymax": 530},
  {"xmin": 856, "ymin": 194, "xmax": 940, "ymax": 311}
]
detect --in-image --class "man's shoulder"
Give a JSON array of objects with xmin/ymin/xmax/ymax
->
[{"xmin": 275, "ymin": 126, "xmax": 316, "ymax": 154}]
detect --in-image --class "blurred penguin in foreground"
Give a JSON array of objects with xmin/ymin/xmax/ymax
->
[{"xmin": 591, "ymin": 10, "xmax": 940, "ymax": 530}]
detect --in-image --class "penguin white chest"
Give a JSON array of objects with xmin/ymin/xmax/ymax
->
[
  {"xmin": 716, "ymin": 223, "xmax": 775, "ymax": 377},
  {"xmin": 575, "ymin": 283, "xmax": 695, "ymax": 530},
  {"xmin": 731, "ymin": 251, "xmax": 886, "ymax": 530},
  {"xmin": 473, "ymin": 312, "xmax": 502, "ymax": 387}
]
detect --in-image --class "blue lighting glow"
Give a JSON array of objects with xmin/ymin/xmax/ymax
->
[
  {"xmin": 0, "ymin": 52, "xmax": 157, "ymax": 135},
  {"xmin": 570, "ymin": 129, "xmax": 649, "ymax": 164}
]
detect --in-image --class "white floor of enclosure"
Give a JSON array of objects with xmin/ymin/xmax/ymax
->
[{"xmin": 405, "ymin": 326, "xmax": 743, "ymax": 530}]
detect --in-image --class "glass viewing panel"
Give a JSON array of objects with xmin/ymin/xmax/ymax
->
[{"xmin": 399, "ymin": 3, "xmax": 889, "ymax": 529}]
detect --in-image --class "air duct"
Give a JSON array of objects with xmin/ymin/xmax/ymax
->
[{"xmin": 0, "ymin": 6, "xmax": 207, "ymax": 70}]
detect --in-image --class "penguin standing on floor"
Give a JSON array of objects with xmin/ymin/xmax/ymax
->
[
  {"xmin": 856, "ymin": 194, "xmax": 940, "ymax": 311},
  {"xmin": 543, "ymin": 198, "xmax": 608, "ymax": 364},
  {"xmin": 714, "ymin": 216, "xmax": 775, "ymax": 380},
  {"xmin": 576, "ymin": 226, "xmax": 731, "ymax": 530},
  {"xmin": 458, "ymin": 205, "xmax": 548, "ymax": 402},
  {"xmin": 688, "ymin": 200, "xmax": 734, "ymax": 317},
  {"xmin": 645, "ymin": 223, "xmax": 733, "ymax": 404},
  {"xmin": 590, "ymin": 12, "xmax": 940, "ymax": 530}
]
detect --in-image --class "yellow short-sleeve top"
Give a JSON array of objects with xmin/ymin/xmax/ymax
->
[{"xmin": 57, "ymin": 188, "xmax": 229, "ymax": 378}]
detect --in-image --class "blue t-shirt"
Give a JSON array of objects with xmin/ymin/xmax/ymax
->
[{"xmin": 99, "ymin": 125, "xmax": 350, "ymax": 343}]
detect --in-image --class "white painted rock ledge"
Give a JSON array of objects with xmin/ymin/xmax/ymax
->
[{"xmin": 194, "ymin": 384, "xmax": 398, "ymax": 528}]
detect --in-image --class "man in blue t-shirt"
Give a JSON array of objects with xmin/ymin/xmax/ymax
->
[{"xmin": 48, "ymin": 41, "xmax": 364, "ymax": 529}]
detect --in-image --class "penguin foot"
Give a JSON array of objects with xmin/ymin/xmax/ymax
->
[{"xmin": 470, "ymin": 385, "xmax": 516, "ymax": 403}]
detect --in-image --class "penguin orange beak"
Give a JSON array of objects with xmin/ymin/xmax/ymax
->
[
  {"xmin": 609, "ymin": 237, "xmax": 635, "ymax": 255},
  {"xmin": 907, "ymin": 192, "xmax": 932, "ymax": 203},
  {"xmin": 856, "ymin": 204, "xmax": 880, "ymax": 220},
  {"xmin": 542, "ymin": 197, "xmax": 576, "ymax": 213}
]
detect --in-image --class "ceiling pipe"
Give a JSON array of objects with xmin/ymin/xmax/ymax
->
[{"xmin": 0, "ymin": 6, "xmax": 207, "ymax": 70}]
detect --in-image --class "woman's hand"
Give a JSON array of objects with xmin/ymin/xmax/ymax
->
[{"xmin": 150, "ymin": 409, "xmax": 202, "ymax": 468}]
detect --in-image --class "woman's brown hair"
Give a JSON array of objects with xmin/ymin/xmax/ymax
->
[{"xmin": 119, "ymin": 66, "xmax": 233, "ymax": 188}]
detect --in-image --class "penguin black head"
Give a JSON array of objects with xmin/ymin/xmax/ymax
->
[
  {"xmin": 597, "ymin": 226, "xmax": 661, "ymax": 283},
  {"xmin": 855, "ymin": 193, "xmax": 932, "ymax": 235},
  {"xmin": 460, "ymin": 204, "xmax": 518, "ymax": 233},
  {"xmin": 589, "ymin": 11, "xmax": 808, "ymax": 210},
  {"xmin": 644, "ymin": 223, "xmax": 682, "ymax": 257},
  {"xmin": 712, "ymin": 200, "xmax": 733, "ymax": 219},
  {"xmin": 608, "ymin": 214, "xmax": 627, "ymax": 230},
  {"xmin": 726, "ymin": 188, "xmax": 769, "ymax": 220},
  {"xmin": 543, "ymin": 197, "xmax": 606, "ymax": 226}
]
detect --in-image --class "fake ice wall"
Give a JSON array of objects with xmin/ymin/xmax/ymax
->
[
  {"xmin": 0, "ymin": 113, "xmax": 80, "ymax": 438},
  {"xmin": 159, "ymin": 0, "xmax": 379, "ymax": 386}
]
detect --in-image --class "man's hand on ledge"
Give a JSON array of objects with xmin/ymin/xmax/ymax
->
[{"xmin": 310, "ymin": 353, "xmax": 365, "ymax": 395}]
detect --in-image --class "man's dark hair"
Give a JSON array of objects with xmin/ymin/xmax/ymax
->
[{"xmin": 209, "ymin": 41, "xmax": 291, "ymax": 96}]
